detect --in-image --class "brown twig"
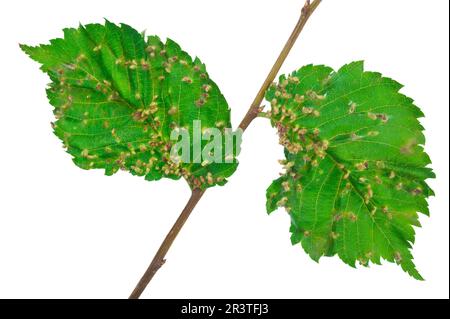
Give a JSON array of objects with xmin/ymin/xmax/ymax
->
[
  {"xmin": 239, "ymin": 0, "xmax": 322, "ymax": 131},
  {"xmin": 129, "ymin": 188, "xmax": 205, "ymax": 299},
  {"xmin": 129, "ymin": 0, "xmax": 322, "ymax": 299}
]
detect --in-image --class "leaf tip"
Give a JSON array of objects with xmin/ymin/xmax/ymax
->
[
  {"xmin": 19, "ymin": 43, "xmax": 37, "ymax": 60},
  {"xmin": 19, "ymin": 43, "xmax": 30, "ymax": 53},
  {"xmin": 408, "ymin": 268, "xmax": 425, "ymax": 281}
]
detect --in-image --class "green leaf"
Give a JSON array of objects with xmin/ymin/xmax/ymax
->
[
  {"xmin": 265, "ymin": 61, "xmax": 434, "ymax": 280},
  {"xmin": 21, "ymin": 21, "xmax": 239, "ymax": 189}
]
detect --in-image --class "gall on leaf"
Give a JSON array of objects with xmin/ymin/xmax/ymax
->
[
  {"xmin": 265, "ymin": 62, "xmax": 434, "ymax": 280},
  {"xmin": 21, "ymin": 21, "xmax": 240, "ymax": 190}
]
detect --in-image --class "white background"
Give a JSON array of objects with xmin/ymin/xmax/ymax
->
[{"xmin": 0, "ymin": 0, "xmax": 448, "ymax": 299}]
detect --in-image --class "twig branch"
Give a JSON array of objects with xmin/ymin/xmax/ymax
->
[
  {"xmin": 239, "ymin": 0, "xmax": 322, "ymax": 131},
  {"xmin": 128, "ymin": 0, "xmax": 322, "ymax": 299},
  {"xmin": 129, "ymin": 188, "xmax": 204, "ymax": 299}
]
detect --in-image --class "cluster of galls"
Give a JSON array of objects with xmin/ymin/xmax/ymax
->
[
  {"xmin": 269, "ymin": 79, "xmax": 329, "ymax": 167},
  {"xmin": 266, "ymin": 76, "xmax": 415, "ymax": 267},
  {"xmin": 187, "ymin": 172, "xmax": 225, "ymax": 190},
  {"xmin": 113, "ymin": 46, "xmax": 226, "ymax": 189},
  {"xmin": 133, "ymin": 95, "xmax": 160, "ymax": 123},
  {"xmin": 48, "ymin": 33, "xmax": 232, "ymax": 191},
  {"xmin": 167, "ymin": 53, "xmax": 211, "ymax": 111}
]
